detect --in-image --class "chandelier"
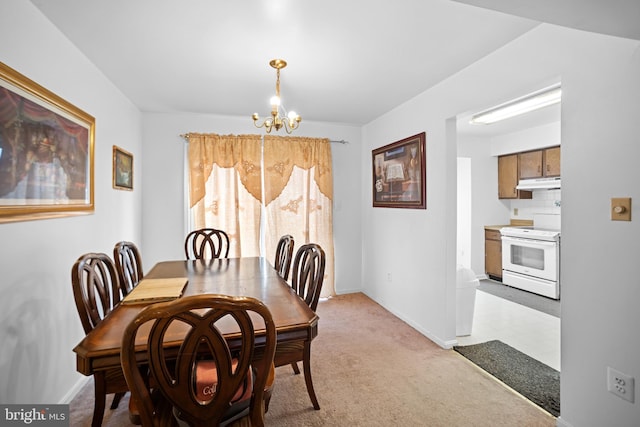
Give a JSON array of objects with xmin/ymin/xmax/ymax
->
[{"xmin": 252, "ymin": 59, "xmax": 302, "ymax": 134}]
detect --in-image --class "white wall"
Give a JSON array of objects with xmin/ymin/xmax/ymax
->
[
  {"xmin": 456, "ymin": 157, "xmax": 472, "ymax": 269},
  {"xmin": 491, "ymin": 121, "xmax": 561, "ymax": 155},
  {"xmin": 362, "ymin": 25, "xmax": 640, "ymax": 427},
  {"xmin": 140, "ymin": 113, "xmax": 363, "ymax": 295},
  {"xmin": 0, "ymin": 0, "xmax": 142, "ymax": 404},
  {"xmin": 457, "ymin": 135, "xmax": 511, "ymax": 277}
]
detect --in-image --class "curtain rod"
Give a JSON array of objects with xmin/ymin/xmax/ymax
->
[{"xmin": 180, "ymin": 133, "xmax": 348, "ymax": 144}]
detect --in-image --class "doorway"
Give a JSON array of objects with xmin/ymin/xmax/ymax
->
[{"xmin": 453, "ymin": 93, "xmax": 562, "ymax": 372}]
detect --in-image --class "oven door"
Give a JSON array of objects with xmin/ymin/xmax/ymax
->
[{"xmin": 501, "ymin": 236, "xmax": 558, "ymax": 282}]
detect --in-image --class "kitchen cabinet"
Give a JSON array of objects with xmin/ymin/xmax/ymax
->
[
  {"xmin": 485, "ymin": 228, "xmax": 502, "ymax": 280},
  {"xmin": 544, "ymin": 146, "xmax": 561, "ymax": 177},
  {"xmin": 498, "ymin": 154, "xmax": 532, "ymax": 199},
  {"xmin": 519, "ymin": 150, "xmax": 543, "ymax": 179},
  {"xmin": 518, "ymin": 146, "xmax": 561, "ymax": 179}
]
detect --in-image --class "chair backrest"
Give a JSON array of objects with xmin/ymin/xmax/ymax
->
[
  {"xmin": 274, "ymin": 235, "xmax": 294, "ymax": 281},
  {"xmin": 121, "ymin": 294, "xmax": 276, "ymax": 427},
  {"xmin": 71, "ymin": 253, "xmax": 122, "ymax": 334},
  {"xmin": 184, "ymin": 228, "xmax": 230, "ymax": 260},
  {"xmin": 291, "ymin": 243, "xmax": 326, "ymax": 312},
  {"xmin": 113, "ymin": 241, "xmax": 144, "ymax": 297}
]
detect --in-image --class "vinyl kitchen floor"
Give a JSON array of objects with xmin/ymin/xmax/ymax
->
[{"xmin": 456, "ymin": 289, "xmax": 561, "ymax": 371}]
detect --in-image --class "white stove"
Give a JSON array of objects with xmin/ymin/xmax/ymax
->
[
  {"xmin": 500, "ymin": 226, "xmax": 560, "ymax": 242},
  {"xmin": 499, "ymin": 215, "xmax": 561, "ymax": 299}
]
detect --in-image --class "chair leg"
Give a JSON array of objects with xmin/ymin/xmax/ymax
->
[
  {"xmin": 92, "ymin": 373, "xmax": 107, "ymax": 427},
  {"xmin": 302, "ymin": 342, "xmax": 320, "ymax": 410},
  {"xmin": 110, "ymin": 392, "xmax": 125, "ymax": 409},
  {"xmin": 290, "ymin": 361, "xmax": 300, "ymax": 375},
  {"xmin": 128, "ymin": 395, "xmax": 142, "ymax": 425},
  {"xmin": 264, "ymin": 389, "xmax": 273, "ymax": 413}
]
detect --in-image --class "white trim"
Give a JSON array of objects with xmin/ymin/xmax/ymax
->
[
  {"xmin": 556, "ymin": 416, "xmax": 573, "ymax": 427},
  {"xmin": 59, "ymin": 377, "xmax": 91, "ymax": 404},
  {"xmin": 364, "ymin": 291, "xmax": 455, "ymax": 349}
]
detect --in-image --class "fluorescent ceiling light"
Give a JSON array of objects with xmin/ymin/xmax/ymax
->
[{"xmin": 470, "ymin": 84, "xmax": 561, "ymax": 125}]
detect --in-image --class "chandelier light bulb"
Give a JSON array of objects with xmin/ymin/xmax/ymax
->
[{"xmin": 270, "ymin": 95, "xmax": 281, "ymax": 107}]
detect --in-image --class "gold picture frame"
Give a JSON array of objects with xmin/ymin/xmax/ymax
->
[
  {"xmin": 113, "ymin": 146, "xmax": 133, "ymax": 191},
  {"xmin": 0, "ymin": 62, "xmax": 95, "ymax": 223},
  {"xmin": 372, "ymin": 132, "xmax": 426, "ymax": 209}
]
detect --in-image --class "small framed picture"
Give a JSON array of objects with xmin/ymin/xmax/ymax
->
[
  {"xmin": 113, "ymin": 146, "xmax": 133, "ymax": 191},
  {"xmin": 372, "ymin": 132, "xmax": 426, "ymax": 209}
]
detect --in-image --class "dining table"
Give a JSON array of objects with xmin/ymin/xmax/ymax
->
[{"xmin": 73, "ymin": 257, "xmax": 319, "ymax": 425}]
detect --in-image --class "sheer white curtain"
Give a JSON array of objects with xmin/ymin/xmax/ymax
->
[
  {"xmin": 187, "ymin": 134, "xmax": 262, "ymax": 257},
  {"xmin": 263, "ymin": 135, "xmax": 335, "ymax": 297},
  {"xmin": 186, "ymin": 133, "xmax": 335, "ymax": 296}
]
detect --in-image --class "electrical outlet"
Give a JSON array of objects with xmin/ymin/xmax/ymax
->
[
  {"xmin": 607, "ymin": 367, "xmax": 635, "ymax": 403},
  {"xmin": 387, "ymin": 273, "xmax": 392, "ymax": 282}
]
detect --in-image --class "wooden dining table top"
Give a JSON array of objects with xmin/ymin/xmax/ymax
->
[{"xmin": 73, "ymin": 257, "xmax": 319, "ymax": 376}]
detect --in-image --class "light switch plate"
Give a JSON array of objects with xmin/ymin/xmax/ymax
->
[{"xmin": 611, "ymin": 197, "xmax": 631, "ymax": 221}]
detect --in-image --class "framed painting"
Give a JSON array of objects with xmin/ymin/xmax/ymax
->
[
  {"xmin": 113, "ymin": 146, "xmax": 133, "ymax": 191},
  {"xmin": 372, "ymin": 132, "xmax": 426, "ymax": 209},
  {"xmin": 0, "ymin": 62, "xmax": 94, "ymax": 223}
]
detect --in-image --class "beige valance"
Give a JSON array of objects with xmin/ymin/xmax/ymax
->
[
  {"xmin": 263, "ymin": 135, "xmax": 332, "ymax": 205},
  {"xmin": 187, "ymin": 133, "xmax": 332, "ymax": 207},
  {"xmin": 187, "ymin": 133, "xmax": 262, "ymax": 207}
]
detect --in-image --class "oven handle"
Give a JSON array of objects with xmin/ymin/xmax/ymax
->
[{"xmin": 501, "ymin": 236, "xmax": 558, "ymax": 247}]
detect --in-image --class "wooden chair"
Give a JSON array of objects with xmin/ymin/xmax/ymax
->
[
  {"xmin": 113, "ymin": 241, "xmax": 144, "ymax": 297},
  {"xmin": 275, "ymin": 243, "xmax": 325, "ymax": 410},
  {"xmin": 274, "ymin": 235, "xmax": 294, "ymax": 281},
  {"xmin": 121, "ymin": 294, "xmax": 276, "ymax": 427},
  {"xmin": 184, "ymin": 228, "xmax": 230, "ymax": 260},
  {"xmin": 71, "ymin": 253, "xmax": 129, "ymax": 427}
]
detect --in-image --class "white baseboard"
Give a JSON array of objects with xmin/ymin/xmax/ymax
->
[
  {"xmin": 362, "ymin": 291, "xmax": 454, "ymax": 349},
  {"xmin": 556, "ymin": 416, "xmax": 572, "ymax": 427},
  {"xmin": 59, "ymin": 376, "xmax": 91, "ymax": 404},
  {"xmin": 334, "ymin": 287, "xmax": 363, "ymax": 295}
]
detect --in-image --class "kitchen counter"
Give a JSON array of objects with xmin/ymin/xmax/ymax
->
[
  {"xmin": 484, "ymin": 225, "xmax": 510, "ymax": 231},
  {"xmin": 485, "ymin": 220, "xmax": 534, "ymax": 231}
]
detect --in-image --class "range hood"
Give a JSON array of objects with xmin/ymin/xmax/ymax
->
[{"xmin": 516, "ymin": 177, "xmax": 561, "ymax": 190}]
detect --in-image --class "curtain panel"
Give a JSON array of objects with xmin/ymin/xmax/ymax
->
[
  {"xmin": 187, "ymin": 133, "xmax": 335, "ymax": 297},
  {"xmin": 187, "ymin": 133, "xmax": 262, "ymax": 257},
  {"xmin": 263, "ymin": 136, "xmax": 335, "ymax": 298}
]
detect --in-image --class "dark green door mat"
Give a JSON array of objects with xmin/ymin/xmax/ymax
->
[{"xmin": 454, "ymin": 340, "xmax": 560, "ymax": 417}]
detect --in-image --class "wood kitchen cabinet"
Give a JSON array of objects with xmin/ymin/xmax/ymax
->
[
  {"xmin": 518, "ymin": 146, "xmax": 561, "ymax": 179},
  {"xmin": 498, "ymin": 154, "xmax": 532, "ymax": 199},
  {"xmin": 485, "ymin": 228, "xmax": 502, "ymax": 281},
  {"xmin": 519, "ymin": 150, "xmax": 543, "ymax": 179},
  {"xmin": 543, "ymin": 146, "xmax": 561, "ymax": 177}
]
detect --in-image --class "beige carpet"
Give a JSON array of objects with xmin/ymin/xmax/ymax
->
[{"xmin": 69, "ymin": 292, "xmax": 556, "ymax": 426}]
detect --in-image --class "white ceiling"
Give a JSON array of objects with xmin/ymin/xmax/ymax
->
[{"xmin": 29, "ymin": 0, "xmax": 638, "ymax": 137}]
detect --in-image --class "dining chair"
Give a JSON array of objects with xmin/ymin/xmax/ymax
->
[
  {"xmin": 113, "ymin": 241, "xmax": 144, "ymax": 298},
  {"xmin": 71, "ymin": 252, "xmax": 130, "ymax": 427},
  {"xmin": 275, "ymin": 243, "xmax": 325, "ymax": 410},
  {"xmin": 274, "ymin": 234, "xmax": 294, "ymax": 281},
  {"xmin": 184, "ymin": 228, "xmax": 230, "ymax": 260},
  {"xmin": 121, "ymin": 294, "xmax": 277, "ymax": 427}
]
